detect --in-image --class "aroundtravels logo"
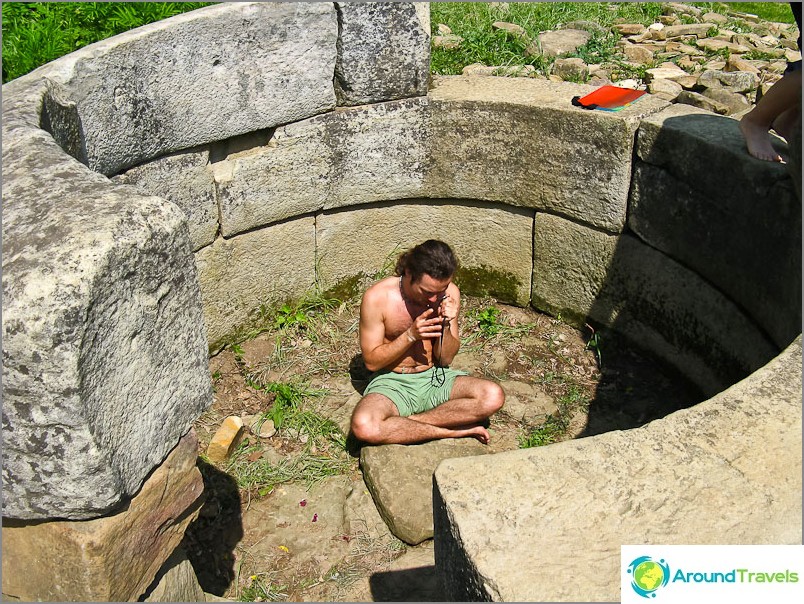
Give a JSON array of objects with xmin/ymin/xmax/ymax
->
[
  {"xmin": 622, "ymin": 546, "xmax": 804, "ymax": 604},
  {"xmin": 627, "ymin": 556, "xmax": 670, "ymax": 598}
]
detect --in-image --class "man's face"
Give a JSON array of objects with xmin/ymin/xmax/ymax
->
[{"xmin": 408, "ymin": 273, "xmax": 452, "ymax": 308}]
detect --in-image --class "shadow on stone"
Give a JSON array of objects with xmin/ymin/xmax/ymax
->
[
  {"xmin": 348, "ymin": 353, "xmax": 372, "ymax": 394},
  {"xmin": 369, "ymin": 565, "xmax": 444, "ymax": 602},
  {"xmin": 181, "ymin": 459, "xmax": 243, "ymax": 596}
]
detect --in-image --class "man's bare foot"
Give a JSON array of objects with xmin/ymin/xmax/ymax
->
[
  {"xmin": 740, "ymin": 117, "xmax": 783, "ymax": 162},
  {"xmin": 454, "ymin": 425, "xmax": 490, "ymax": 444}
]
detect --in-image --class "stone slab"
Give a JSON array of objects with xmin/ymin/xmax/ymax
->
[
  {"xmin": 41, "ymin": 2, "xmax": 337, "ymax": 175},
  {"xmin": 141, "ymin": 547, "xmax": 206, "ymax": 602},
  {"xmin": 316, "ymin": 201, "xmax": 534, "ymax": 306},
  {"xmin": 334, "ymin": 2, "xmax": 430, "ymax": 105},
  {"xmin": 2, "ymin": 431, "xmax": 204, "ymax": 602},
  {"xmin": 194, "ymin": 217, "xmax": 316, "ymax": 351},
  {"xmin": 2, "ymin": 108, "xmax": 211, "ymax": 519},
  {"xmin": 531, "ymin": 213, "xmax": 779, "ymax": 396},
  {"xmin": 113, "ymin": 147, "xmax": 218, "ymax": 251},
  {"xmin": 629, "ymin": 162, "xmax": 801, "ymax": 350},
  {"xmin": 360, "ymin": 438, "xmax": 490, "ymax": 545},
  {"xmin": 633, "ymin": 104, "xmax": 801, "ymax": 348},
  {"xmin": 214, "ymin": 98, "xmax": 430, "ymax": 237},
  {"xmin": 427, "ymin": 76, "xmax": 668, "ymax": 232},
  {"xmin": 433, "ymin": 337, "xmax": 802, "ymax": 601}
]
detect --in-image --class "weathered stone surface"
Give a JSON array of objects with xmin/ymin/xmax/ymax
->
[
  {"xmin": 428, "ymin": 77, "xmax": 668, "ymax": 231},
  {"xmin": 531, "ymin": 213, "xmax": 778, "ymax": 396},
  {"xmin": 113, "ymin": 147, "xmax": 218, "ymax": 250},
  {"xmin": 316, "ymin": 201, "xmax": 534, "ymax": 306},
  {"xmin": 434, "ymin": 337, "xmax": 802, "ymax": 602},
  {"xmin": 497, "ymin": 381, "xmax": 557, "ymax": 424},
  {"xmin": 2, "ymin": 84, "xmax": 211, "ymax": 519},
  {"xmin": 194, "ymin": 217, "xmax": 316, "ymax": 350},
  {"xmin": 2, "ymin": 431, "xmax": 204, "ymax": 602},
  {"xmin": 41, "ymin": 2, "xmax": 338, "ymax": 175},
  {"xmin": 141, "ymin": 547, "xmax": 205, "ymax": 602},
  {"xmin": 334, "ymin": 2, "xmax": 430, "ymax": 106},
  {"xmin": 633, "ymin": 104, "xmax": 801, "ymax": 349},
  {"xmin": 361, "ymin": 439, "xmax": 490, "ymax": 544},
  {"xmin": 532, "ymin": 28, "xmax": 592, "ymax": 57},
  {"xmin": 213, "ymin": 98, "xmax": 429, "ymax": 237},
  {"xmin": 697, "ymin": 37, "xmax": 753, "ymax": 53},
  {"xmin": 645, "ymin": 64, "xmax": 689, "ymax": 82}
]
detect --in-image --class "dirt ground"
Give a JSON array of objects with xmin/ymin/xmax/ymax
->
[{"xmin": 182, "ymin": 295, "xmax": 702, "ymax": 601}]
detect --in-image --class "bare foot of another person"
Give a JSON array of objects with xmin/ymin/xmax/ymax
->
[{"xmin": 740, "ymin": 116, "xmax": 784, "ymax": 162}]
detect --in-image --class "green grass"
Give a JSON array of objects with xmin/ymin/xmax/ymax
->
[{"xmin": 1, "ymin": 2, "xmax": 215, "ymax": 83}]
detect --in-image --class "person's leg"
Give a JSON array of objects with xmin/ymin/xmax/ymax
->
[
  {"xmin": 740, "ymin": 69, "xmax": 802, "ymax": 161},
  {"xmin": 407, "ymin": 376, "xmax": 504, "ymax": 429},
  {"xmin": 350, "ymin": 392, "xmax": 490, "ymax": 445}
]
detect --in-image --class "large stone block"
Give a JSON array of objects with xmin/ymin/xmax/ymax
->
[
  {"xmin": 334, "ymin": 2, "xmax": 430, "ymax": 105},
  {"xmin": 41, "ymin": 2, "xmax": 337, "ymax": 175},
  {"xmin": 360, "ymin": 439, "xmax": 489, "ymax": 545},
  {"xmin": 427, "ymin": 76, "xmax": 668, "ymax": 232},
  {"xmin": 433, "ymin": 338, "xmax": 802, "ymax": 601},
  {"xmin": 316, "ymin": 201, "xmax": 534, "ymax": 306},
  {"xmin": 2, "ymin": 119, "xmax": 211, "ymax": 519},
  {"xmin": 2, "ymin": 431, "xmax": 204, "ymax": 602},
  {"xmin": 531, "ymin": 213, "xmax": 778, "ymax": 395},
  {"xmin": 113, "ymin": 147, "xmax": 218, "ymax": 251},
  {"xmin": 629, "ymin": 161, "xmax": 801, "ymax": 349},
  {"xmin": 214, "ymin": 98, "xmax": 429, "ymax": 237},
  {"xmin": 195, "ymin": 217, "xmax": 316, "ymax": 350}
]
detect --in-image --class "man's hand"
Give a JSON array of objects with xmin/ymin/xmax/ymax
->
[
  {"xmin": 439, "ymin": 294, "xmax": 458, "ymax": 324},
  {"xmin": 408, "ymin": 308, "xmax": 445, "ymax": 340}
]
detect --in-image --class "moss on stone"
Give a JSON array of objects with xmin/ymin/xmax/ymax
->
[
  {"xmin": 323, "ymin": 273, "xmax": 365, "ymax": 302},
  {"xmin": 454, "ymin": 264, "xmax": 521, "ymax": 304}
]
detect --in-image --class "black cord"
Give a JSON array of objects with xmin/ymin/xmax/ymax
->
[{"xmin": 431, "ymin": 316, "xmax": 447, "ymax": 387}]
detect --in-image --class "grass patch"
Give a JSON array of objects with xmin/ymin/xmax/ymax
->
[
  {"xmin": 1, "ymin": 2, "xmax": 215, "ymax": 83},
  {"xmin": 519, "ymin": 381, "xmax": 590, "ymax": 448}
]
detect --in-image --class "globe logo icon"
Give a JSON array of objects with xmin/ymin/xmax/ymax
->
[{"xmin": 627, "ymin": 556, "xmax": 670, "ymax": 598}]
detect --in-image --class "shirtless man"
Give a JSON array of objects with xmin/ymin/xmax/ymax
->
[{"xmin": 350, "ymin": 240, "xmax": 505, "ymax": 445}]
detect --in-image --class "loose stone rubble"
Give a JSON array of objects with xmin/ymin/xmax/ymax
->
[{"xmin": 450, "ymin": 2, "xmax": 801, "ymax": 116}]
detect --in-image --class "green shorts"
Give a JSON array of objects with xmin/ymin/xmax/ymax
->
[{"xmin": 363, "ymin": 366, "xmax": 468, "ymax": 417}]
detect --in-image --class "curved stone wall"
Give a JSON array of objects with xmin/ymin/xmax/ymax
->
[{"xmin": 1, "ymin": 1, "xmax": 800, "ymax": 600}]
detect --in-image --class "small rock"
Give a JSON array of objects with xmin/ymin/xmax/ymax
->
[
  {"xmin": 696, "ymin": 38, "xmax": 753, "ymax": 54},
  {"xmin": 621, "ymin": 43, "xmax": 655, "ymax": 64},
  {"xmin": 645, "ymin": 64, "xmax": 689, "ymax": 82},
  {"xmin": 658, "ymin": 15, "xmax": 679, "ymax": 26},
  {"xmin": 701, "ymin": 88, "xmax": 751, "ymax": 115},
  {"xmin": 489, "ymin": 2, "xmax": 510, "ymax": 14},
  {"xmin": 432, "ymin": 34, "xmax": 463, "ymax": 50},
  {"xmin": 437, "ymin": 23, "xmax": 452, "ymax": 36},
  {"xmin": 492, "ymin": 21, "xmax": 529, "ymax": 41},
  {"xmin": 563, "ymin": 20, "xmax": 608, "ymax": 35},
  {"xmin": 532, "ymin": 28, "xmax": 592, "ymax": 58},
  {"xmin": 648, "ymin": 77, "xmax": 683, "ymax": 101},
  {"xmin": 206, "ymin": 416, "xmax": 244, "ymax": 463},
  {"xmin": 658, "ymin": 23, "xmax": 715, "ymax": 40},
  {"xmin": 665, "ymin": 2, "xmax": 702, "ymax": 18},
  {"xmin": 551, "ymin": 57, "xmax": 589, "ymax": 81},
  {"xmin": 613, "ymin": 23, "xmax": 647, "ymax": 36},
  {"xmin": 725, "ymin": 56, "xmax": 760, "ymax": 75},
  {"xmin": 702, "ymin": 12, "xmax": 729, "ymax": 25},
  {"xmin": 665, "ymin": 40, "xmax": 702, "ymax": 55},
  {"xmin": 697, "ymin": 69, "xmax": 758, "ymax": 93},
  {"xmin": 613, "ymin": 78, "xmax": 641, "ymax": 89},
  {"xmin": 785, "ymin": 49, "xmax": 802, "ymax": 63},
  {"xmin": 676, "ymin": 90, "xmax": 730, "ymax": 114}
]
